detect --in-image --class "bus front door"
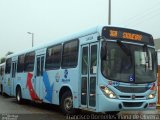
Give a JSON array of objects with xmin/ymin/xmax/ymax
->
[
  {"xmin": 11, "ymin": 61, "xmax": 17, "ymax": 96},
  {"xmin": 81, "ymin": 43, "xmax": 98, "ymax": 110},
  {"xmin": 35, "ymin": 55, "xmax": 45, "ymax": 100}
]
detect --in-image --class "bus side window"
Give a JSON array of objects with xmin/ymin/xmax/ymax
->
[
  {"xmin": 24, "ymin": 52, "xmax": 35, "ymax": 72},
  {"xmin": 37, "ymin": 57, "xmax": 41, "ymax": 76},
  {"xmin": 0, "ymin": 67, "xmax": 1, "ymax": 76},
  {"xmin": 5, "ymin": 58, "xmax": 11, "ymax": 74},
  {"xmin": 90, "ymin": 45, "xmax": 97, "ymax": 74},
  {"xmin": 45, "ymin": 44, "xmax": 62, "ymax": 70},
  {"xmin": 62, "ymin": 39, "xmax": 79, "ymax": 68},
  {"xmin": 17, "ymin": 54, "xmax": 25, "ymax": 73}
]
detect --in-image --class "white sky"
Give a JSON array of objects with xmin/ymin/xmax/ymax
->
[{"xmin": 0, "ymin": 0, "xmax": 160, "ymax": 58}]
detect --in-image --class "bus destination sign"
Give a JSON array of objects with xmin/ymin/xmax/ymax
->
[
  {"xmin": 102, "ymin": 27, "xmax": 154, "ymax": 45},
  {"xmin": 109, "ymin": 30, "xmax": 142, "ymax": 41}
]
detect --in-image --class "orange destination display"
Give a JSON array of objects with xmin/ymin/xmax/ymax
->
[{"xmin": 102, "ymin": 26, "xmax": 154, "ymax": 45}]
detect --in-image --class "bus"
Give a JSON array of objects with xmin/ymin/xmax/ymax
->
[
  {"xmin": 3, "ymin": 25, "xmax": 157, "ymax": 114},
  {"xmin": 0, "ymin": 63, "xmax": 5, "ymax": 95}
]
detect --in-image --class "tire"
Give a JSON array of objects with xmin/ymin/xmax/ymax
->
[
  {"xmin": 60, "ymin": 91, "xmax": 76, "ymax": 115},
  {"xmin": 16, "ymin": 87, "xmax": 23, "ymax": 104}
]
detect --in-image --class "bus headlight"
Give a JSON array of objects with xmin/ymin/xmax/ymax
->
[
  {"xmin": 147, "ymin": 91, "xmax": 156, "ymax": 99},
  {"xmin": 100, "ymin": 85, "xmax": 117, "ymax": 99}
]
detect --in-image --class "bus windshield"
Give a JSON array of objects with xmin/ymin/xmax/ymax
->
[{"xmin": 101, "ymin": 41, "xmax": 157, "ymax": 83}]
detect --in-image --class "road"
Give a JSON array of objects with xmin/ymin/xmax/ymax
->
[
  {"xmin": 0, "ymin": 95, "xmax": 65, "ymax": 120},
  {"xmin": 0, "ymin": 95, "xmax": 160, "ymax": 120}
]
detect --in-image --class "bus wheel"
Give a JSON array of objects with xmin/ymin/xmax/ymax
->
[
  {"xmin": 16, "ymin": 87, "xmax": 23, "ymax": 104},
  {"xmin": 60, "ymin": 91, "xmax": 75, "ymax": 115}
]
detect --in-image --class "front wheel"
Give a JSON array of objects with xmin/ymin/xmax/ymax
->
[
  {"xmin": 16, "ymin": 88, "xmax": 23, "ymax": 104},
  {"xmin": 60, "ymin": 91, "xmax": 76, "ymax": 115}
]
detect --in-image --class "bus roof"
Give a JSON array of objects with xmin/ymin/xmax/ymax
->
[
  {"xmin": 7, "ymin": 25, "xmax": 103, "ymax": 58},
  {"xmin": 6, "ymin": 25, "xmax": 153, "ymax": 59}
]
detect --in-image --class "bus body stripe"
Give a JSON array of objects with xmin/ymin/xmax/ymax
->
[
  {"xmin": 43, "ymin": 71, "xmax": 53, "ymax": 103},
  {"xmin": 26, "ymin": 73, "xmax": 39, "ymax": 100}
]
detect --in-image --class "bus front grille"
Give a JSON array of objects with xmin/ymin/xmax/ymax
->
[
  {"xmin": 123, "ymin": 102, "xmax": 143, "ymax": 107},
  {"xmin": 115, "ymin": 86, "xmax": 150, "ymax": 93}
]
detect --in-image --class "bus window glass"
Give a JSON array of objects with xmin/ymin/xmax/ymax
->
[
  {"xmin": 90, "ymin": 45, "xmax": 97, "ymax": 74},
  {"xmin": 5, "ymin": 58, "xmax": 11, "ymax": 74},
  {"xmin": 82, "ymin": 47, "xmax": 88, "ymax": 75},
  {"xmin": 24, "ymin": 52, "xmax": 35, "ymax": 72},
  {"xmin": 45, "ymin": 44, "xmax": 62, "ymax": 70},
  {"xmin": 102, "ymin": 41, "xmax": 156, "ymax": 83},
  {"xmin": 17, "ymin": 54, "xmax": 25, "ymax": 73},
  {"xmin": 37, "ymin": 57, "xmax": 41, "ymax": 76},
  {"xmin": 62, "ymin": 39, "xmax": 79, "ymax": 68},
  {"xmin": 0, "ymin": 67, "xmax": 1, "ymax": 75}
]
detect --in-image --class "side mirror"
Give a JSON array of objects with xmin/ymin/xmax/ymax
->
[{"xmin": 155, "ymin": 51, "xmax": 158, "ymax": 73}]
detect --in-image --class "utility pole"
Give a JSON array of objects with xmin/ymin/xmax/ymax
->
[
  {"xmin": 108, "ymin": 0, "xmax": 111, "ymax": 25},
  {"xmin": 27, "ymin": 32, "xmax": 34, "ymax": 47}
]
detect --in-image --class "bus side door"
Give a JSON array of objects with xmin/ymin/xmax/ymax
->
[
  {"xmin": 35, "ymin": 55, "xmax": 45, "ymax": 100},
  {"xmin": 11, "ymin": 61, "xmax": 17, "ymax": 96},
  {"xmin": 81, "ymin": 43, "xmax": 98, "ymax": 110}
]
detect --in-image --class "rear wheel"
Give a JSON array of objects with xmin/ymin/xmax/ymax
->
[
  {"xmin": 16, "ymin": 87, "xmax": 23, "ymax": 104},
  {"xmin": 60, "ymin": 91, "xmax": 76, "ymax": 115}
]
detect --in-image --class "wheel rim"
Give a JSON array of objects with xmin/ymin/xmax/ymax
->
[
  {"xmin": 64, "ymin": 97, "xmax": 73, "ymax": 111},
  {"xmin": 17, "ymin": 91, "xmax": 20, "ymax": 101}
]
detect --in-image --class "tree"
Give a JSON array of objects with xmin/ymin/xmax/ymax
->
[
  {"xmin": 0, "ymin": 51, "xmax": 13, "ymax": 64},
  {"xmin": 0, "ymin": 57, "xmax": 6, "ymax": 64},
  {"xmin": 5, "ymin": 51, "xmax": 13, "ymax": 56}
]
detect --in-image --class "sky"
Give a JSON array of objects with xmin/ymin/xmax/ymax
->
[{"xmin": 0, "ymin": 0, "xmax": 160, "ymax": 58}]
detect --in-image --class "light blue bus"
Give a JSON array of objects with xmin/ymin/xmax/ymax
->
[
  {"xmin": 3, "ymin": 26, "xmax": 157, "ymax": 114},
  {"xmin": 0, "ymin": 63, "xmax": 5, "ymax": 95}
]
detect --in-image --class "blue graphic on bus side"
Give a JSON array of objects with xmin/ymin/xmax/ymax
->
[
  {"xmin": 64, "ymin": 69, "xmax": 68, "ymax": 79},
  {"xmin": 62, "ymin": 69, "xmax": 70, "ymax": 82},
  {"xmin": 43, "ymin": 71, "xmax": 54, "ymax": 103}
]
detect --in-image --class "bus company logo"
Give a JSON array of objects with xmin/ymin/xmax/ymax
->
[
  {"xmin": 64, "ymin": 69, "xmax": 68, "ymax": 79},
  {"xmin": 62, "ymin": 69, "xmax": 70, "ymax": 82},
  {"xmin": 131, "ymin": 94, "xmax": 136, "ymax": 99}
]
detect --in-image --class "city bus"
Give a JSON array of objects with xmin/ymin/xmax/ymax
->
[
  {"xmin": 0, "ymin": 63, "xmax": 5, "ymax": 95},
  {"xmin": 3, "ymin": 25, "xmax": 157, "ymax": 114}
]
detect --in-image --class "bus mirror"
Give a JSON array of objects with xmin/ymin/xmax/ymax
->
[
  {"xmin": 155, "ymin": 52, "xmax": 158, "ymax": 73},
  {"xmin": 101, "ymin": 46, "xmax": 107, "ymax": 60}
]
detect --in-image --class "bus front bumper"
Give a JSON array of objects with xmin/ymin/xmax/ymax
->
[{"xmin": 97, "ymin": 94, "xmax": 157, "ymax": 112}]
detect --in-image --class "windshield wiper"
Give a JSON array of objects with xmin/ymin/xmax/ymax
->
[{"xmin": 116, "ymin": 40, "xmax": 131, "ymax": 56}]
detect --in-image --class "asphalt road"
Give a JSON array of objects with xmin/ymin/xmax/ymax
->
[
  {"xmin": 0, "ymin": 95, "xmax": 65, "ymax": 120},
  {"xmin": 0, "ymin": 95, "xmax": 160, "ymax": 120}
]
